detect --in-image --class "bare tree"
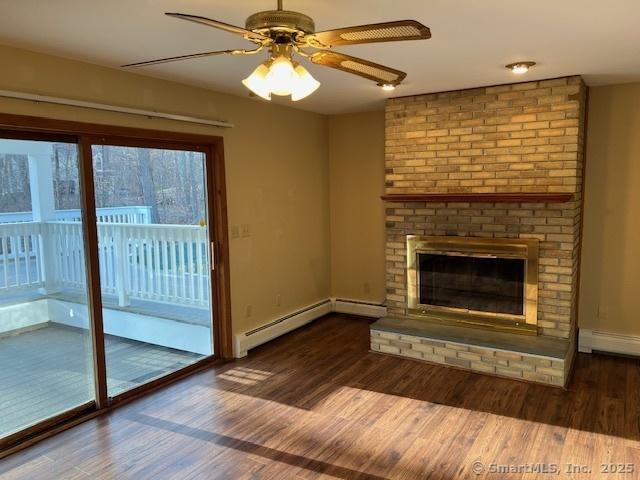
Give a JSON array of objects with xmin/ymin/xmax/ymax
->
[
  {"xmin": 137, "ymin": 148, "xmax": 159, "ymax": 223},
  {"xmin": 1, "ymin": 142, "xmax": 207, "ymax": 225}
]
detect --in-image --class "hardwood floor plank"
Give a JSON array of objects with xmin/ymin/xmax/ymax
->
[
  {"xmin": 2, "ymin": 314, "xmax": 640, "ymax": 479},
  {"xmin": 625, "ymin": 358, "xmax": 640, "ymax": 442}
]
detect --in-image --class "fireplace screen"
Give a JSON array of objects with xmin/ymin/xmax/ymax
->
[
  {"xmin": 407, "ymin": 236, "xmax": 539, "ymax": 334},
  {"xmin": 418, "ymin": 253, "xmax": 525, "ymax": 315}
]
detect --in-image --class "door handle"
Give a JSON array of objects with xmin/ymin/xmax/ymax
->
[{"xmin": 210, "ymin": 241, "xmax": 216, "ymax": 271}]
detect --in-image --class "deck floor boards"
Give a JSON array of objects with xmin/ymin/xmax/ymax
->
[{"xmin": 0, "ymin": 324, "xmax": 202, "ymax": 437}]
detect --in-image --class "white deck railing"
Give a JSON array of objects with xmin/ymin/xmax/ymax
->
[
  {"xmin": 0, "ymin": 220, "xmax": 210, "ymax": 307},
  {"xmin": 0, "ymin": 222, "xmax": 44, "ymax": 291}
]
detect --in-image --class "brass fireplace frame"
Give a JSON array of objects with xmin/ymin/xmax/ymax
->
[{"xmin": 407, "ymin": 235, "xmax": 539, "ymax": 335}]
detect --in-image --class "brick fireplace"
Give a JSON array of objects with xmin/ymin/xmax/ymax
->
[{"xmin": 370, "ymin": 76, "xmax": 587, "ymax": 387}]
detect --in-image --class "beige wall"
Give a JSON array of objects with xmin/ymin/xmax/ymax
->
[
  {"xmin": 0, "ymin": 44, "xmax": 330, "ymax": 336},
  {"xmin": 5, "ymin": 42, "xmax": 638, "ymax": 340},
  {"xmin": 579, "ymin": 83, "xmax": 640, "ymax": 336},
  {"xmin": 328, "ymin": 111, "xmax": 386, "ymax": 303}
]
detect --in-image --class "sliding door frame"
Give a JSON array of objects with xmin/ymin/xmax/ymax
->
[{"xmin": 0, "ymin": 113, "xmax": 232, "ymax": 454}]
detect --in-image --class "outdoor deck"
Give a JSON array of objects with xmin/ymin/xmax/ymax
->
[{"xmin": 0, "ymin": 324, "xmax": 203, "ymax": 437}]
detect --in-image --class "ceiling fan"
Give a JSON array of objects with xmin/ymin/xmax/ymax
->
[{"xmin": 123, "ymin": 0, "xmax": 431, "ymax": 101}]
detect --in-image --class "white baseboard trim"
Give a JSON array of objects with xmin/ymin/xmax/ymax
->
[
  {"xmin": 234, "ymin": 299, "xmax": 332, "ymax": 358},
  {"xmin": 331, "ymin": 298, "xmax": 387, "ymax": 318},
  {"xmin": 579, "ymin": 328, "xmax": 640, "ymax": 357}
]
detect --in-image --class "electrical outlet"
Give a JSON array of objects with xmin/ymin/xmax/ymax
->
[
  {"xmin": 241, "ymin": 224, "xmax": 251, "ymax": 237},
  {"xmin": 245, "ymin": 305, "xmax": 252, "ymax": 318},
  {"xmin": 276, "ymin": 294, "xmax": 282, "ymax": 307},
  {"xmin": 364, "ymin": 282, "xmax": 371, "ymax": 294},
  {"xmin": 231, "ymin": 225, "xmax": 240, "ymax": 239}
]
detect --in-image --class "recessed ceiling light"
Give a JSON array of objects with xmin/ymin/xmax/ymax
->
[
  {"xmin": 506, "ymin": 61, "xmax": 536, "ymax": 75},
  {"xmin": 381, "ymin": 84, "xmax": 396, "ymax": 91}
]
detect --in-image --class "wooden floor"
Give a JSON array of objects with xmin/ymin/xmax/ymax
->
[{"xmin": 1, "ymin": 314, "xmax": 639, "ymax": 479}]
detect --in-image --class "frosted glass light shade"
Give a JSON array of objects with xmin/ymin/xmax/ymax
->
[
  {"xmin": 291, "ymin": 65, "xmax": 321, "ymax": 101},
  {"xmin": 242, "ymin": 63, "xmax": 272, "ymax": 101},
  {"xmin": 266, "ymin": 56, "xmax": 296, "ymax": 96}
]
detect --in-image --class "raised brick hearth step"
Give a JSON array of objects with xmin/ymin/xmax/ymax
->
[{"xmin": 371, "ymin": 316, "xmax": 571, "ymax": 387}]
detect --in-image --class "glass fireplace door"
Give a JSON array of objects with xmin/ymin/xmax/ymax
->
[
  {"xmin": 406, "ymin": 235, "xmax": 539, "ymax": 333},
  {"xmin": 418, "ymin": 253, "xmax": 526, "ymax": 316}
]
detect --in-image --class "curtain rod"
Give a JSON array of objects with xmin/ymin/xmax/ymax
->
[{"xmin": 0, "ymin": 89, "xmax": 234, "ymax": 129}]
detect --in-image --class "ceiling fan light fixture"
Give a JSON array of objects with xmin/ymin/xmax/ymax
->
[
  {"xmin": 242, "ymin": 63, "xmax": 272, "ymax": 100},
  {"xmin": 291, "ymin": 64, "xmax": 320, "ymax": 101},
  {"xmin": 128, "ymin": 5, "xmax": 432, "ymax": 102},
  {"xmin": 506, "ymin": 61, "xmax": 536, "ymax": 75}
]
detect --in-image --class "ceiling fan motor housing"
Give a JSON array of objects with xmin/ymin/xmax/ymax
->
[{"xmin": 245, "ymin": 10, "xmax": 315, "ymax": 35}]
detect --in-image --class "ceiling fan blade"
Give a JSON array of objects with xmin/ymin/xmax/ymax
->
[
  {"xmin": 122, "ymin": 50, "xmax": 232, "ymax": 67},
  {"xmin": 165, "ymin": 12, "xmax": 269, "ymax": 43},
  {"xmin": 310, "ymin": 51, "xmax": 406, "ymax": 85},
  {"xmin": 309, "ymin": 20, "xmax": 430, "ymax": 47}
]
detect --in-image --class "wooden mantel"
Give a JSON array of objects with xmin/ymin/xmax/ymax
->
[{"xmin": 380, "ymin": 193, "xmax": 574, "ymax": 203}]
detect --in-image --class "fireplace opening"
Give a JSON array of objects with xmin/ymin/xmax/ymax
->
[
  {"xmin": 418, "ymin": 253, "xmax": 525, "ymax": 316},
  {"xmin": 407, "ymin": 236, "xmax": 539, "ymax": 334}
]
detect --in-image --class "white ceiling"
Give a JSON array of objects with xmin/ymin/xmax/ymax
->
[{"xmin": 1, "ymin": 0, "xmax": 639, "ymax": 114}]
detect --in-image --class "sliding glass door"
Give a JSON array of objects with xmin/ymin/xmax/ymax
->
[
  {"xmin": 0, "ymin": 137, "xmax": 95, "ymax": 439},
  {"xmin": 90, "ymin": 143, "xmax": 214, "ymax": 397},
  {"xmin": 0, "ymin": 119, "xmax": 225, "ymax": 448}
]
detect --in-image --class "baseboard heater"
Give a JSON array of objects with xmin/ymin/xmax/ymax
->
[
  {"xmin": 332, "ymin": 298, "xmax": 388, "ymax": 318},
  {"xmin": 234, "ymin": 299, "xmax": 332, "ymax": 357},
  {"xmin": 579, "ymin": 328, "xmax": 640, "ymax": 357},
  {"xmin": 233, "ymin": 298, "xmax": 388, "ymax": 358}
]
